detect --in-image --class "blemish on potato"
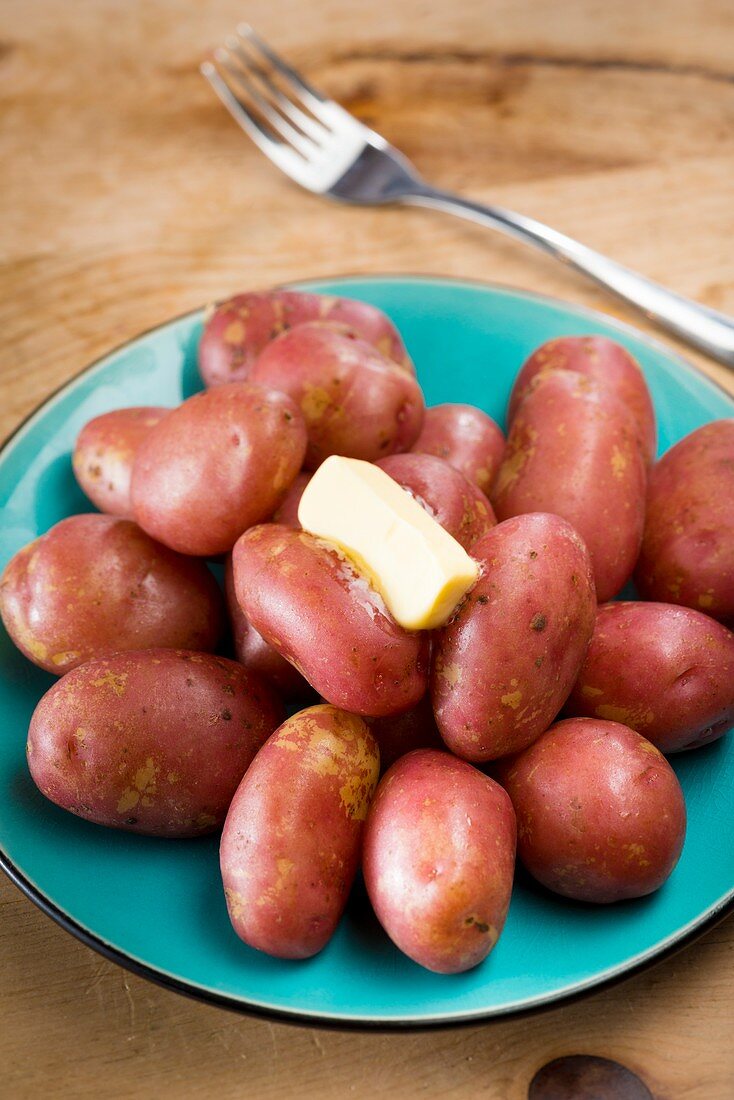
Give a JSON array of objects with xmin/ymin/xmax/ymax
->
[
  {"xmin": 501, "ymin": 690, "xmax": 522, "ymax": 709},
  {"xmin": 439, "ymin": 663, "xmax": 462, "ymax": 687},
  {"xmin": 92, "ymin": 670, "xmax": 128, "ymax": 697},
  {"xmin": 581, "ymin": 685, "xmax": 604, "ymax": 698}
]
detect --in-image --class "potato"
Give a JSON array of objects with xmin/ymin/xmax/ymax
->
[
  {"xmin": 367, "ymin": 695, "xmax": 443, "ymax": 773},
  {"xmin": 635, "ymin": 420, "xmax": 734, "ymax": 623},
  {"xmin": 410, "ymin": 403, "xmax": 506, "ymax": 495},
  {"xmin": 220, "ymin": 704, "xmax": 379, "ymax": 959},
  {"xmin": 363, "ymin": 750, "xmax": 516, "ymax": 973},
  {"xmin": 376, "ymin": 453, "xmax": 496, "ymax": 550},
  {"xmin": 131, "ymin": 381, "xmax": 307, "ymax": 556},
  {"xmin": 493, "ymin": 370, "xmax": 646, "ymax": 602},
  {"xmin": 565, "ymin": 601, "xmax": 734, "ymax": 753},
  {"xmin": 233, "ymin": 524, "xmax": 429, "ymax": 717},
  {"xmin": 27, "ymin": 650, "xmax": 283, "ymax": 836},
  {"xmin": 73, "ymin": 406, "xmax": 169, "ymax": 517},
  {"xmin": 497, "ymin": 718, "xmax": 686, "ymax": 902},
  {"xmin": 271, "ymin": 471, "xmax": 311, "ymax": 528},
  {"xmin": 432, "ymin": 513, "xmax": 596, "ymax": 762},
  {"xmin": 508, "ymin": 336, "xmax": 656, "ymax": 465},
  {"xmin": 250, "ymin": 322, "xmax": 425, "ymax": 469},
  {"xmin": 199, "ymin": 289, "xmax": 413, "ymax": 386},
  {"xmin": 0, "ymin": 514, "xmax": 224, "ymax": 674}
]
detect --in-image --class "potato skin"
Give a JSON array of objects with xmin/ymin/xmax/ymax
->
[
  {"xmin": 493, "ymin": 370, "xmax": 646, "ymax": 602},
  {"xmin": 199, "ymin": 289, "xmax": 413, "ymax": 387},
  {"xmin": 497, "ymin": 718, "xmax": 686, "ymax": 902},
  {"xmin": 220, "ymin": 704, "xmax": 379, "ymax": 959},
  {"xmin": 411, "ymin": 404, "xmax": 506, "ymax": 496},
  {"xmin": 565, "ymin": 601, "xmax": 734, "ymax": 753},
  {"xmin": 131, "ymin": 381, "xmax": 307, "ymax": 556},
  {"xmin": 508, "ymin": 336, "xmax": 656, "ymax": 465},
  {"xmin": 635, "ymin": 420, "xmax": 734, "ymax": 623},
  {"xmin": 363, "ymin": 750, "xmax": 516, "ymax": 974},
  {"xmin": 251, "ymin": 322, "xmax": 425, "ymax": 469},
  {"xmin": 232, "ymin": 525, "xmax": 429, "ymax": 717},
  {"xmin": 27, "ymin": 650, "xmax": 283, "ymax": 836},
  {"xmin": 367, "ymin": 695, "xmax": 444, "ymax": 774},
  {"xmin": 376, "ymin": 453, "xmax": 496, "ymax": 550},
  {"xmin": 0, "ymin": 514, "xmax": 224, "ymax": 674},
  {"xmin": 271, "ymin": 471, "xmax": 311, "ymax": 528},
  {"xmin": 73, "ymin": 407, "xmax": 168, "ymax": 517},
  {"xmin": 432, "ymin": 513, "xmax": 596, "ymax": 762}
]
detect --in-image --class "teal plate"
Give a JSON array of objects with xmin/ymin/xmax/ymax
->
[{"xmin": 1, "ymin": 276, "xmax": 733, "ymax": 1028}]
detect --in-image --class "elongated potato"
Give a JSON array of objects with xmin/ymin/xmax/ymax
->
[
  {"xmin": 363, "ymin": 750, "xmax": 516, "ymax": 973},
  {"xmin": 432, "ymin": 513, "xmax": 596, "ymax": 762},
  {"xmin": 220, "ymin": 704, "xmax": 379, "ymax": 959},
  {"xmin": 411, "ymin": 404, "xmax": 506, "ymax": 495},
  {"xmin": 271, "ymin": 471, "xmax": 311, "ymax": 528},
  {"xmin": 0, "ymin": 514, "xmax": 224, "ymax": 674},
  {"xmin": 493, "ymin": 370, "xmax": 646, "ymax": 602},
  {"xmin": 367, "ymin": 695, "xmax": 443, "ymax": 773},
  {"xmin": 73, "ymin": 406, "xmax": 169, "ymax": 517},
  {"xmin": 232, "ymin": 525, "xmax": 429, "ymax": 716},
  {"xmin": 28, "ymin": 650, "xmax": 283, "ymax": 836}
]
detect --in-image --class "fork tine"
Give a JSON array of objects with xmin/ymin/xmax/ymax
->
[
  {"xmin": 236, "ymin": 24, "xmax": 331, "ymax": 118},
  {"xmin": 226, "ymin": 37, "xmax": 330, "ymax": 143}
]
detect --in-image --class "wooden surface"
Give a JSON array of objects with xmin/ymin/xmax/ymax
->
[{"xmin": 2, "ymin": 1, "xmax": 733, "ymax": 1096}]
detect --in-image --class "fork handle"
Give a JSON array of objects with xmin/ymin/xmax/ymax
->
[{"xmin": 400, "ymin": 186, "xmax": 734, "ymax": 368}]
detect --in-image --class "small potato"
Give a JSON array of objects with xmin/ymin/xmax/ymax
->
[
  {"xmin": 199, "ymin": 289, "xmax": 413, "ymax": 386},
  {"xmin": 220, "ymin": 704, "xmax": 379, "ymax": 959},
  {"xmin": 635, "ymin": 420, "xmax": 734, "ymax": 623},
  {"xmin": 363, "ymin": 750, "xmax": 516, "ymax": 974},
  {"xmin": 497, "ymin": 718, "xmax": 686, "ymax": 902},
  {"xmin": 410, "ymin": 404, "xmax": 506, "ymax": 495},
  {"xmin": 28, "ymin": 650, "xmax": 283, "ymax": 836},
  {"xmin": 432, "ymin": 513, "xmax": 596, "ymax": 762},
  {"xmin": 376, "ymin": 453, "xmax": 496, "ymax": 550},
  {"xmin": 565, "ymin": 602, "xmax": 734, "ymax": 753},
  {"xmin": 73, "ymin": 406, "xmax": 169, "ymax": 517},
  {"xmin": 493, "ymin": 370, "xmax": 646, "ymax": 602},
  {"xmin": 367, "ymin": 695, "xmax": 443, "ymax": 773},
  {"xmin": 233, "ymin": 525, "xmax": 429, "ymax": 717},
  {"xmin": 0, "ymin": 514, "xmax": 224, "ymax": 674},
  {"xmin": 271, "ymin": 471, "xmax": 311, "ymax": 528},
  {"xmin": 251, "ymin": 322, "xmax": 425, "ymax": 469},
  {"xmin": 131, "ymin": 382, "xmax": 307, "ymax": 556}
]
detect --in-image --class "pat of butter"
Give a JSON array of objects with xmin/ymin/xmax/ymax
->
[{"xmin": 298, "ymin": 456, "xmax": 479, "ymax": 630}]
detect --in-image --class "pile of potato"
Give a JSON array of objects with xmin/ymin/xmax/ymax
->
[{"xmin": 2, "ymin": 288, "xmax": 733, "ymax": 976}]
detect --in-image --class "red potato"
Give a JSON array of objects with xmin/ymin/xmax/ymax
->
[
  {"xmin": 493, "ymin": 370, "xmax": 646, "ymax": 602},
  {"xmin": 73, "ymin": 406, "xmax": 169, "ymax": 517},
  {"xmin": 432, "ymin": 513, "xmax": 596, "ymax": 762},
  {"xmin": 233, "ymin": 524, "xmax": 429, "ymax": 717},
  {"xmin": 251, "ymin": 322, "xmax": 425, "ymax": 469},
  {"xmin": 411, "ymin": 404, "xmax": 506, "ymax": 496},
  {"xmin": 363, "ymin": 750, "xmax": 516, "ymax": 974},
  {"xmin": 508, "ymin": 336, "xmax": 656, "ymax": 465},
  {"xmin": 220, "ymin": 705, "xmax": 380, "ymax": 959},
  {"xmin": 565, "ymin": 602, "xmax": 734, "ymax": 753},
  {"xmin": 271, "ymin": 471, "xmax": 311, "ymax": 528},
  {"xmin": 635, "ymin": 420, "xmax": 734, "ymax": 624},
  {"xmin": 367, "ymin": 695, "xmax": 444, "ymax": 774},
  {"xmin": 497, "ymin": 718, "xmax": 686, "ymax": 902},
  {"xmin": 0, "ymin": 514, "xmax": 224, "ymax": 675},
  {"xmin": 130, "ymin": 381, "xmax": 307, "ymax": 556},
  {"xmin": 28, "ymin": 650, "xmax": 283, "ymax": 836},
  {"xmin": 199, "ymin": 289, "xmax": 413, "ymax": 387},
  {"xmin": 376, "ymin": 453, "xmax": 496, "ymax": 550}
]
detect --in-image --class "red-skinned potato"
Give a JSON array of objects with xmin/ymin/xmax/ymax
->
[
  {"xmin": 508, "ymin": 336, "xmax": 656, "ymax": 465},
  {"xmin": 251, "ymin": 322, "xmax": 425, "ymax": 469},
  {"xmin": 376, "ymin": 453, "xmax": 496, "ymax": 550},
  {"xmin": 73, "ymin": 406, "xmax": 169, "ymax": 517},
  {"xmin": 0, "ymin": 514, "xmax": 224, "ymax": 675},
  {"xmin": 411, "ymin": 404, "xmax": 506, "ymax": 496},
  {"xmin": 28, "ymin": 650, "xmax": 284, "ymax": 836},
  {"xmin": 363, "ymin": 750, "xmax": 516, "ymax": 974},
  {"xmin": 432, "ymin": 513, "xmax": 596, "ymax": 762},
  {"xmin": 131, "ymin": 382, "xmax": 307, "ymax": 556},
  {"xmin": 635, "ymin": 420, "xmax": 734, "ymax": 623},
  {"xmin": 496, "ymin": 718, "xmax": 686, "ymax": 902},
  {"xmin": 565, "ymin": 601, "xmax": 734, "ymax": 753},
  {"xmin": 271, "ymin": 471, "xmax": 311, "ymax": 528},
  {"xmin": 367, "ymin": 695, "xmax": 443, "ymax": 773},
  {"xmin": 199, "ymin": 289, "xmax": 413, "ymax": 387},
  {"xmin": 220, "ymin": 704, "xmax": 379, "ymax": 959},
  {"xmin": 493, "ymin": 370, "xmax": 646, "ymax": 602},
  {"xmin": 233, "ymin": 524, "xmax": 429, "ymax": 717}
]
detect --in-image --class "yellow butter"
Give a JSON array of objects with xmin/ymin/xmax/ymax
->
[{"xmin": 298, "ymin": 456, "xmax": 479, "ymax": 630}]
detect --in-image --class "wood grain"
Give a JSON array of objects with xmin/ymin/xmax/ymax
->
[{"xmin": 1, "ymin": 1, "xmax": 733, "ymax": 1097}]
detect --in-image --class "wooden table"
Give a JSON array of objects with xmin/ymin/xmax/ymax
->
[{"xmin": 2, "ymin": 2, "xmax": 733, "ymax": 1096}]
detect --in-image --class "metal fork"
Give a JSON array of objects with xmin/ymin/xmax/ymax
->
[{"xmin": 202, "ymin": 26, "xmax": 734, "ymax": 368}]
